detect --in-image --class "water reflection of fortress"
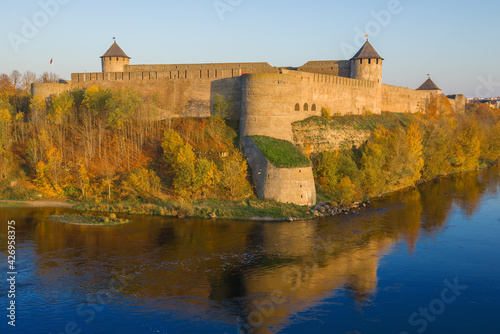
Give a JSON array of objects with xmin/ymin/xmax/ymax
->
[{"xmin": 24, "ymin": 169, "xmax": 497, "ymax": 333}]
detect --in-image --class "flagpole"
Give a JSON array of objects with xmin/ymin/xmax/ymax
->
[{"xmin": 51, "ymin": 57, "xmax": 54, "ymax": 74}]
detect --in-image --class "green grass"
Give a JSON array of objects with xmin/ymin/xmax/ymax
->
[
  {"xmin": 293, "ymin": 112, "xmax": 419, "ymax": 131},
  {"xmin": 251, "ymin": 135, "xmax": 312, "ymax": 168},
  {"xmin": 0, "ymin": 201, "xmax": 29, "ymax": 208},
  {"xmin": 74, "ymin": 197, "xmax": 311, "ymax": 220},
  {"xmin": 50, "ymin": 214, "xmax": 130, "ymax": 226}
]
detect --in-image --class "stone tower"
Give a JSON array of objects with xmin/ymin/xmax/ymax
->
[
  {"xmin": 350, "ymin": 41, "xmax": 384, "ymax": 83},
  {"xmin": 417, "ymin": 77, "xmax": 442, "ymax": 96},
  {"xmin": 100, "ymin": 41, "xmax": 130, "ymax": 73}
]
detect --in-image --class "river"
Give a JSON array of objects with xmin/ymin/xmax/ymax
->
[{"xmin": 1, "ymin": 167, "xmax": 500, "ymax": 334}]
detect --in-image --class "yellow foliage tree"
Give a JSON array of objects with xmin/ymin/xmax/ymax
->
[
  {"xmin": 405, "ymin": 122, "xmax": 424, "ymax": 185},
  {"xmin": 123, "ymin": 167, "xmax": 162, "ymax": 200},
  {"xmin": 218, "ymin": 153, "xmax": 252, "ymax": 200}
]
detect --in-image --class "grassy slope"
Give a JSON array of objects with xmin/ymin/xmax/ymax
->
[
  {"xmin": 293, "ymin": 112, "xmax": 419, "ymax": 131},
  {"xmin": 251, "ymin": 135, "xmax": 311, "ymax": 168}
]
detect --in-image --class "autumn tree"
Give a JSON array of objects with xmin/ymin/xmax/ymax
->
[{"xmin": 360, "ymin": 126, "xmax": 390, "ymax": 196}]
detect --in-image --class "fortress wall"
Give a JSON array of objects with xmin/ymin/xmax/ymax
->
[
  {"xmin": 71, "ymin": 67, "xmax": 242, "ymax": 84},
  {"xmin": 381, "ymin": 84, "xmax": 432, "ymax": 113},
  {"xmin": 126, "ymin": 62, "xmax": 278, "ymax": 74},
  {"xmin": 242, "ymin": 137, "xmax": 316, "ymax": 206},
  {"xmin": 68, "ymin": 73, "xmax": 242, "ymax": 119},
  {"xmin": 311, "ymin": 74, "xmax": 380, "ymax": 117},
  {"xmin": 447, "ymin": 94, "xmax": 466, "ymax": 113},
  {"xmin": 31, "ymin": 83, "xmax": 71, "ymax": 99},
  {"xmin": 297, "ymin": 60, "xmax": 351, "ymax": 77},
  {"xmin": 278, "ymin": 71, "xmax": 381, "ymax": 122},
  {"xmin": 240, "ymin": 71, "xmax": 383, "ymax": 142}
]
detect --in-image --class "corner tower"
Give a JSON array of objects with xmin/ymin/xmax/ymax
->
[
  {"xmin": 100, "ymin": 41, "xmax": 130, "ymax": 73},
  {"xmin": 350, "ymin": 41, "xmax": 383, "ymax": 83},
  {"xmin": 417, "ymin": 77, "xmax": 442, "ymax": 96}
]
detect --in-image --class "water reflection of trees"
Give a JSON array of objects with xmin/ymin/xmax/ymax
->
[{"xmin": 2, "ymin": 167, "xmax": 498, "ymax": 334}]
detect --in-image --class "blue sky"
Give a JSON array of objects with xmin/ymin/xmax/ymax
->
[{"xmin": 1, "ymin": 0, "xmax": 499, "ymax": 97}]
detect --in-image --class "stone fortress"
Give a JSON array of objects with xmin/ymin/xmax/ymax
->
[{"xmin": 32, "ymin": 40, "xmax": 466, "ymax": 206}]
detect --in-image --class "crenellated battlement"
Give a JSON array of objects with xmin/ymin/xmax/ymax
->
[
  {"xmin": 71, "ymin": 68, "xmax": 244, "ymax": 83},
  {"xmin": 125, "ymin": 62, "xmax": 276, "ymax": 73}
]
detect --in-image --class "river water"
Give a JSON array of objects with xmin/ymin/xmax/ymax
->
[{"xmin": 1, "ymin": 167, "xmax": 500, "ymax": 334}]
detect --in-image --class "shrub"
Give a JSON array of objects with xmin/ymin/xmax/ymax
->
[{"xmin": 321, "ymin": 107, "xmax": 332, "ymax": 120}]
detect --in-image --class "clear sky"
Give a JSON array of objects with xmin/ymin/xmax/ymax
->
[{"xmin": 1, "ymin": 0, "xmax": 499, "ymax": 97}]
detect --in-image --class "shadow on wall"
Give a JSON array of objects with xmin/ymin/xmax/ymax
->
[{"xmin": 209, "ymin": 77, "xmax": 243, "ymax": 120}]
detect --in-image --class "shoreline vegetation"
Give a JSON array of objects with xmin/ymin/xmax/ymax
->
[
  {"xmin": 0, "ymin": 164, "xmax": 496, "ymax": 222},
  {"xmin": 1, "ymin": 79, "xmax": 500, "ymax": 222},
  {"xmin": 50, "ymin": 213, "xmax": 130, "ymax": 226}
]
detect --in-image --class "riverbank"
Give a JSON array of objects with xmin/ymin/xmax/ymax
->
[
  {"xmin": 0, "ymin": 200, "xmax": 77, "ymax": 209},
  {"xmin": 0, "ymin": 197, "xmax": 311, "ymax": 221},
  {"xmin": 0, "ymin": 167, "xmax": 494, "ymax": 222}
]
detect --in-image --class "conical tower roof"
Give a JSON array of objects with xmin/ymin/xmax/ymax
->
[
  {"xmin": 417, "ymin": 78, "xmax": 440, "ymax": 90},
  {"xmin": 351, "ymin": 41, "xmax": 384, "ymax": 60},
  {"xmin": 100, "ymin": 41, "xmax": 130, "ymax": 59}
]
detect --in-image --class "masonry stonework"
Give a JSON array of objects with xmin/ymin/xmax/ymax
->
[{"xmin": 32, "ymin": 40, "xmax": 466, "ymax": 206}]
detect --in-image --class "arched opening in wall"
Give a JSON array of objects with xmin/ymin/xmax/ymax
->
[
  {"xmin": 311, "ymin": 104, "xmax": 317, "ymax": 112},
  {"xmin": 295, "ymin": 103, "xmax": 300, "ymax": 111},
  {"xmin": 304, "ymin": 103, "xmax": 309, "ymax": 112},
  {"xmin": 368, "ymin": 59, "xmax": 371, "ymax": 64},
  {"xmin": 360, "ymin": 59, "xmax": 363, "ymax": 64}
]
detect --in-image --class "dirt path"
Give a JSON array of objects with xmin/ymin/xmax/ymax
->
[{"xmin": 0, "ymin": 200, "xmax": 77, "ymax": 209}]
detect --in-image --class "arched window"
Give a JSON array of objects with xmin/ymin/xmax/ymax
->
[
  {"xmin": 311, "ymin": 104, "xmax": 317, "ymax": 112},
  {"xmin": 295, "ymin": 103, "xmax": 300, "ymax": 111},
  {"xmin": 304, "ymin": 103, "xmax": 309, "ymax": 111}
]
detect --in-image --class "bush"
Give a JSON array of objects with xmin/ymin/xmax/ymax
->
[{"xmin": 321, "ymin": 107, "xmax": 332, "ymax": 120}]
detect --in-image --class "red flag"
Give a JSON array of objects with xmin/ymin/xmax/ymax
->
[{"xmin": 50, "ymin": 58, "xmax": 53, "ymax": 64}]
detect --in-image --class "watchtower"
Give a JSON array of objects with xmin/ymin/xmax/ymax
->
[
  {"xmin": 417, "ymin": 77, "xmax": 442, "ymax": 96},
  {"xmin": 100, "ymin": 40, "xmax": 130, "ymax": 73},
  {"xmin": 350, "ymin": 41, "xmax": 384, "ymax": 83}
]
